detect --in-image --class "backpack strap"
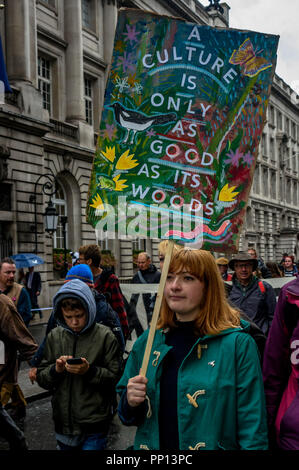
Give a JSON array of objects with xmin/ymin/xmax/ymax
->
[
  {"xmin": 137, "ymin": 270, "xmax": 147, "ymax": 284},
  {"xmin": 258, "ymin": 280, "xmax": 265, "ymax": 294}
]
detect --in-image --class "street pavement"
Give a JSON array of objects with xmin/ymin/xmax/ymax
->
[{"xmin": 0, "ymin": 316, "xmax": 136, "ymax": 451}]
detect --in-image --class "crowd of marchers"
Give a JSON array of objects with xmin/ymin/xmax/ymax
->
[{"xmin": 0, "ymin": 243, "xmax": 299, "ymax": 451}]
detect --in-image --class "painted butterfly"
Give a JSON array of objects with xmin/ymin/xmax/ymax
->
[{"xmin": 229, "ymin": 38, "xmax": 272, "ymax": 77}]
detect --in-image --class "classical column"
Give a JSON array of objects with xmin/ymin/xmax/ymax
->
[
  {"xmin": 259, "ymin": 209, "xmax": 266, "ymax": 259},
  {"xmin": 238, "ymin": 232, "xmax": 243, "ymax": 251},
  {"xmin": 5, "ymin": 0, "xmax": 32, "ymax": 82},
  {"xmin": 64, "ymin": 0, "xmax": 85, "ymax": 123},
  {"xmin": 268, "ymin": 213, "xmax": 274, "ymax": 259},
  {"xmin": 102, "ymin": 0, "xmax": 118, "ymax": 76}
]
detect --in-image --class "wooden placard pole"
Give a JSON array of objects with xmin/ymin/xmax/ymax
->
[{"xmin": 140, "ymin": 240, "xmax": 174, "ymax": 377}]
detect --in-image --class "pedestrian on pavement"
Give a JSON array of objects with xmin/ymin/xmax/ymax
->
[
  {"xmin": 17, "ymin": 268, "xmax": 25, "ymax": 286},
  {"xmin": 216, "ymin": 257, "xmax": 232, "ymax": 281},
  {"xmin": 278, "ymin": 253, "xmax": 289, "ymax": 272},
  {"xmin": 24, "ymin": 266, "xmax": 42, "ymax": 320},
  {"xmin": 0, "ymin": 258, "xmax": 32, "ymax": 327},
  {"xmin": 247, "ymin": 248, "xmax": 271, "ymax": 279},
  {"xmin": 131, "ymin": 252, "xmax": 161, "ymax": 327},
  {"xmin": 282, "ymin": 255, "xmax": 298, "ymax": 277},
  {"xmin": 0, "ymin": 293, "xmax": 37, "ymax": 449},
  {"xmin": 265, "ymin": 261, "xmax": 283, "ymax": 278},
  {"xmin": 28, "ymin": 263, "xmax": 125, "ymax": 383},
  {"xmin": 36, "ymin": 279, "xmax": 120, "ymax": 451},
  {"xmin": 263, "ymin": 275, "xmax": 299, "ymax": 450},
  {"xmin": 228, "ymin": 252, "xmax": 276, "ymax": 336},
  {"xmin": 0, "ymin": 257, "xmax": 32, "ymax": 420},
  {"xmin": 117, "ymin": 248, "xmax": 268, "ymax": 450},
  {"xmin": 78, "ymin": 244, "xmax": 129, "ymax": 340}
]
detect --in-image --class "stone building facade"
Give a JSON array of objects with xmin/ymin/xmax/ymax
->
[
  {"xmin": 0, "ymin": 0, "xmax": 229, "ymax": 307},
  {"xmin": 0, "ymin": 0, "xmax": 298, "ymax": 308},
  {"xmin": 239, "ymin": 74, "xmax": 299, "ymax": 262}
]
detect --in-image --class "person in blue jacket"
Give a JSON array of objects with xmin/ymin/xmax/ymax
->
[{"xmin": 117, "ymin": 248, "xmax": 268, "ymax": 450}]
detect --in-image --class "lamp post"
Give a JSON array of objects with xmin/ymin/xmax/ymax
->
[
  {"xmin": 29, "ymin": 173, "xmax": 58, "ymax": 254},
  {"xmin": 60, "ymin": 215, "xmax": 68, "ymax": 277}
]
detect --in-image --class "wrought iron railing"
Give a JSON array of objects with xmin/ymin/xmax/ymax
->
[{"xmin": 0, "ymin": 237, "xmax": 13, "ymax": 259}]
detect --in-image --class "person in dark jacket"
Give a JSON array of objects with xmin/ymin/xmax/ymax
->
[
  {"xmin": 263, "ymin": 276, "xmax": 299, "ymax": 450},
  {"xmin": 36, "ymin": 279, "xmax": 120, "ymax": 451},
  {"xmin": 78, "ymin": 244, "xmax": 129, "ymax": 339},
  {"xmin": 228, "ymin": 252, "xmax": 276, "ymax": 336},
  {"xmin": 131, "ymin": 252, "xmax": 161, "ymax": 326},
  {"xmin": 247, "ymin": 248, "xmax": 271, "ymax": 279},
  {"xmin": 266, "ymin": 261, "xmax": 283, "ymax": 278},
  {"xmin": 24, "ymin": 266, "xmax": 42, "ymax": 319}
]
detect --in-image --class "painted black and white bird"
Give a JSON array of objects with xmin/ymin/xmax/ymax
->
[
  {"xmin": 205, "ymin": 0, "xmax": 224, "ymax": 14},
  {"xmin": 109, "ymin": 102, "xmax": 177, "ymax": 144}
]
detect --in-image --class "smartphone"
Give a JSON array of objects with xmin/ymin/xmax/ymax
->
[{"xmin": 66, "ymin": 358, "xmax": 83, "ymax": 365}]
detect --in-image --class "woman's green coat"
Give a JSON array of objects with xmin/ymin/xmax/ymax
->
[{"xmin": 117, "ymin": 321, "xmax": 268, "ymax": 450}]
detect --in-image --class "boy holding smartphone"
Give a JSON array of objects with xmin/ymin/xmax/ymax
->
[{"xmin": 36, "ymin": 279, "xmax": 120, "ymax": 451}]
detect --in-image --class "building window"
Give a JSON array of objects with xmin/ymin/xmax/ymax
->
[
  {"xmin": 270, "ymin": 171, "xmax": 276, "ymax": 199},
  {"xmin": 84, "ymin": 77, "xmax": 93, "ymax": 125},
  {"xmin": 246, "ymin": 207, "xmax": 252, "ymax": 230},
  {"xmin": 262, "ymin": 167, "xmax": 268, "ymax": 196},
  {"xmin": 269, "ymin": 105, "xmax": 275, "ymax": 126},
  {"xmin": 38, "ymin": 56, "xmax": 52, "ymax": 114},
  {"xmin": 39, "ymin": 0, "xmax": 56, "ymax": 6},
  {"xmin": 82, "ymin": 0, "xmax": 92, "ymax": 29},
  {"xmin": 286, "ymin": 178, "xmax": 291, "ymax": 204},
  {"xmin": 132, "ymin": 239, "xmax": 146, "ymax": 252},
  {"xmin": 292, "ymin": 121, "xmax": 296, "ymax": 140},
  {"xmin": 254, "ymin": 163, "xmax": 260, "ymax": 194},
  {"xmin": 294, "ymin": 181, "xmax": 298, "ymax": 206},
  {"xmin": 270, "ymin": 137, "xmax": 275, "ymax": 162},
  {"xmin": 285, "ymin": 117, "xmax": 289, "ymax": 135},
  {"xmin": 277, "ymin": 111, "xmax": 282, "ymax": 130},
  {"xmin": 255, "ymin": 209, "xmax": 260, "ymax": 230},
  {"xmin": 261, "ymin": 133, "xmax": 267, "ymax": 156}
]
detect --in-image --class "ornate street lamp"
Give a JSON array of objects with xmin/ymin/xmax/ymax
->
[
  {"xmin": 30, "ymin": 173, "xmax": 58, "ymax": 254},
  {"xmin": 44, "ymin": 200, "xmax": 58, "ymax": 235},
  {"xmin": 60, "ymin": 215, "xmax": 68, "ymax": 277}
]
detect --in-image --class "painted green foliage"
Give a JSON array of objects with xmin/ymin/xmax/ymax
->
[{"xmin": 87, "ymin": 9, "xmax": 279, "ymax": 252}]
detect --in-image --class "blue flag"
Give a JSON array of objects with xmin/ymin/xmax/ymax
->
[{"xmin": 0, "ymin": 36, "xmax": 12, "ymax": 93}]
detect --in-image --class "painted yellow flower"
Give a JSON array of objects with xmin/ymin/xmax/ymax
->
[
  {"xmin": 115, "ymin": 149, "xmax": 138, "ymax": 170},
  {"xmin": 101, "ymin": 146, "xmax": 116, "ymax": 163},
  {"xmin": 113, "ymin": 174, "xmax": 128, "ymax": 191},
  {"xmin": 219, "ymin": 184, "xmax": 239, "ymax": 202},
  {"xmin": 90, "ymin": 193, "xmax": 104, "ymax": 210}
]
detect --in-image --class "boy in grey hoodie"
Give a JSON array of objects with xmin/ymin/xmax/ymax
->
[{"xmin": 36, "ymin": 279, "xmax": 120, "ymax": 450}]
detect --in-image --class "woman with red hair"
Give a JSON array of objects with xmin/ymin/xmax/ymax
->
[{"xmin": 116, "ymin": 248, "xmax": 268, "ymax": 450}]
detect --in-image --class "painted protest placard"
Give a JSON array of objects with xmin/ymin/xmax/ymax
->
[{"xmin": 86, "ymin": 8, "xmax": 279, "ymax": 253}]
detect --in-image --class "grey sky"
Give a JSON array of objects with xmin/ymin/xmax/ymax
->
[{"xmin": 200, "ymin": 0, "xmax": 299, "ymax": 93}]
